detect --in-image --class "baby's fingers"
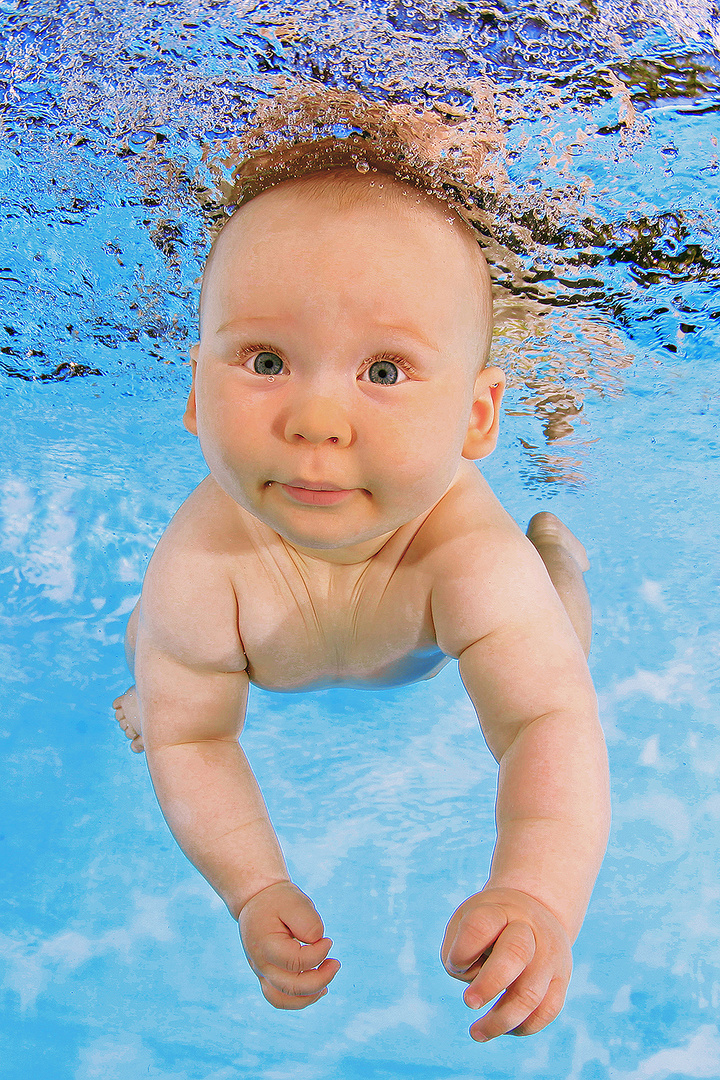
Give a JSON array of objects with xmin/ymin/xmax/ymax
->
[
  {"xmin": 463, "ymin": 920, "xmax": 536, "ymax": 1010},
  {"xmin": 468, "ymin": 966, "xmax": 554, "ymax": 1042},
  {"xmin": 508, "ymin": 976, "xmax": 567, "ymax": 1036},
  {"xmin": 259, "ymin": 956, "xmax": 341, "ymax": 1009},
  {"xmin": 443, "ymin": 901, "xmax": 509, "ymax": 981},
  {"xmin": 261, "ymin": 932, "xmax": 335, "ymax": 975}
]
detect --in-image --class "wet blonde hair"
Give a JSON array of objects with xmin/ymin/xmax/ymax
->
[{"xmin": 193, "ymin": 81, "xmax": 508, "ymax": 362}]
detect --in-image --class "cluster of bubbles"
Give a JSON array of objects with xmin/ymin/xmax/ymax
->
[{"xmin": 1, "ymin": 0, "xmax": 719, "ymax": 477}]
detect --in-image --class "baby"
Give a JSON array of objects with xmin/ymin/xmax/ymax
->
[{"xmin": 114, "ymin": 164, "xmax": 610, "ymax": 1042}]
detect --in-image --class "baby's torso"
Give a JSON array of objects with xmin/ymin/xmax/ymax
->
[
  {"xmin": 228, "ymin": 508, "xmax": 449, "ymax": 692},
  {"xmin": 158, "ymin": 465, "xmax": 510, "ymax": 694}
]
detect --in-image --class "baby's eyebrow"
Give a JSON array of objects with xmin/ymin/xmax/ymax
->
[
  {"xmin": 213, "ymin": 316, "xmax": 439, "ymax": 353},
  {"xmin": 373, "ymin": 321, "xmax": 440, "ymax": 353},
  {"xmin": 215, "ymin": 315, "xmax": 284, "ymax": 335}
]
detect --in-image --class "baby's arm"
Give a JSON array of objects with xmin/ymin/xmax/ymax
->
[
  {"xmin": 432, "ymin": 523, "xmax": 610, "ymax": 1041},
  {"xmin": 132, "ymin": 535, "xmax": 339, "ymax": 1008}
]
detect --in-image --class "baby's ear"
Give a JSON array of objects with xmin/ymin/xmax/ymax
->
[
  {"xmin": 462, "ymin": 366, "xmax": 505, "ymax": 460},
  {"xmin": 183, "ymin": 344, "xmax": 199, "ymax": 435}
]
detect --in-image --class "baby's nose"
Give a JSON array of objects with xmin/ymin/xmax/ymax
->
[{"xmin": 284, "ymin": 394, "xmax": 353, "ymax": 448}]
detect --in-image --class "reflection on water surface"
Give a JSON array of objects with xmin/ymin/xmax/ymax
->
[{"xmin": 2, "ymin": 0, "xmax": 718, "ymax": 484}]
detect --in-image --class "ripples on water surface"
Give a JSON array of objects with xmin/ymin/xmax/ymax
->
[
  {"xmin": 1, "ymin": 2, "xmax": 719, "ymax": 1078},
  {"xmin": 3, "ymin": 0, "xmax": 720, "ymax": 473}
]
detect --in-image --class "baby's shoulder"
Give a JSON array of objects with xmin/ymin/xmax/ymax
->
[
  {"xmin": 144, "ymin": 474, "xmax": 258, "ymax": 611},
  {"xmin": 416, "ymin": 462, "xmax": 523, "ymax": 564},
  {"xmin": 154, "ymin": 476, "xmax": 249, "ymax": 556},
  {"xmin": 420, "ymin": 465, "xmax": 551, "ymax": 657},
  {"xmin": 138, "ymin": 478, "xmax": 248, "ymax": 668}
]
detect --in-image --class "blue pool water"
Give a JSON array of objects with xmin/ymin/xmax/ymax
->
[{"xmin": 2, "ymin": 2, "xmax": 720, "ymax": 1078}]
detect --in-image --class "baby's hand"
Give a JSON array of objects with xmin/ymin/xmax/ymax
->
[
  {"xmin": 441, "ymin": 887, "xmax": 572, "ymax": 1041},
  {"xmin": 239, "ymin": 881, "xmax": 341, "ymax": 1009}
]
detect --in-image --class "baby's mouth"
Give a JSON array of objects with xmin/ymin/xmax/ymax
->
[{"xmin": 275, "ymin": 480, "xmax": 355, "ymax": 507}]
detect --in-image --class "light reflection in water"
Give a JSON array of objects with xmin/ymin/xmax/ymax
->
[{"xmin": 1, "ymin": 0, "xmax": 718, "ymax": 488}]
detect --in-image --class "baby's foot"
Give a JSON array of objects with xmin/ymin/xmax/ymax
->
[
  {"xmin": 526, "ymin": 511, "xmax": 590, "ymax": 573},
  {"xmin": 113, "ymin": 686, "xmax": 145, "ymax": 754}
]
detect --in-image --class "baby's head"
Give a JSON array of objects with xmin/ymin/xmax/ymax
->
[
  {"xmin": 185, "ymin": 166, "xmax": 505, "ymax": 558},
  {"xmin": 199, "ymin": 165, "xmax": 495, "ymax": 367}
]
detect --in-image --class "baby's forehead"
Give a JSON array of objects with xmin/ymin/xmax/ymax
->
[
  {"xmin": 210, "ymin": 168, "xmax": 485, "ymax": 269},
  {"xmin": 200, "ymin": 168, "xmax": 493, "ymax": 356}
]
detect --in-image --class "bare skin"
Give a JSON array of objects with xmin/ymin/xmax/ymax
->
[
  {"xmin": 112, "ymin": 170, "xmax": 610, "ymax": 1041},
  {"xmin": 114, "ymin": 510, "xmax": 592, "ymax": 753}
]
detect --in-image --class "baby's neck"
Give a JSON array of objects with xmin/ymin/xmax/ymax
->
[{"xmin": 281, "ymin": 529, "xmax": 397, "ymax": 567}]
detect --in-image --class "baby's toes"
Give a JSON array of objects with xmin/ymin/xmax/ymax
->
[
  {"xmin": 113, "ymin": 702, "xmax": 139, "ymax": 741},
  {"xmin": 119, "ymin": 716, "xmax": 139, "ymax": 740},
  {"xmin": 130, "ymin": 733, "xmax": 145, "ymax": 753},
  {"xmin": 112, "ymin": 687, "xmax": 143, "ymax": 749}
]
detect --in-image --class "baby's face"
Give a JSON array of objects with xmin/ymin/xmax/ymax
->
[{"xmin": 186, "ymin": 173, "xmax": 503, "ymax": 561}]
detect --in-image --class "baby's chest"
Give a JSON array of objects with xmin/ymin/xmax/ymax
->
[{"xmin": 232, "ymin": 561, "xmax": 445, "ymax": 691}]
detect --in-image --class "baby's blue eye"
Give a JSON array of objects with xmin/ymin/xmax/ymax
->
[
  {"xmin": 367, "ymin": 359, "xmax": 399, "ymax": 385},
  {"xmin": 253, "ymin": 352, "xmax": 284, "ymax": 376}
]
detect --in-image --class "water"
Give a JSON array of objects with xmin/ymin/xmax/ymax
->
[{"xmin": 1, "ymin": 2, "xmax": 719, "ymax": 1078}]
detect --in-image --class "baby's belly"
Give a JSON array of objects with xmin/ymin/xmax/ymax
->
[{"xmin": 247, "ymin": 644, "xmax": 451, "ymax": 693}]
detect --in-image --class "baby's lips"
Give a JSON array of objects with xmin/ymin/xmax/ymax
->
[{"xmin": 279, "ymin": 482, "xmax": 354, "ymax": 507}]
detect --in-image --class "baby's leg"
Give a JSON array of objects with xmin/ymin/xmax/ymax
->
[
  {"xmin": 113, "ymin": 600, "xmax": 145, "ymax": 753},
  {"xmin": 526, "ymin": 512, "xmax": 592, "ymax": 658}
]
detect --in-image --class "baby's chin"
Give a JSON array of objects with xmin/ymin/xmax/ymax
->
[
  {"xmin": 252, "ymin": 494, "xmax": 411, "ymax": 562},
  {"xmin": 262, "ymin": 514, "xmax": 399, "ymax": 564}
]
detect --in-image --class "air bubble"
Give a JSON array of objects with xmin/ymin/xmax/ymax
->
[{"xmin": 355, "ymin": 160, "xmax": 370, "ymax": 173}]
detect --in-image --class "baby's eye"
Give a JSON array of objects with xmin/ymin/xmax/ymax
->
[
  {"xmin": 248, "ymin": 351, "xmax": 285, "ymax": 376},
  {"xmin": 363, "ymin": 358, "xmax": 407, "ymax": 385}
]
